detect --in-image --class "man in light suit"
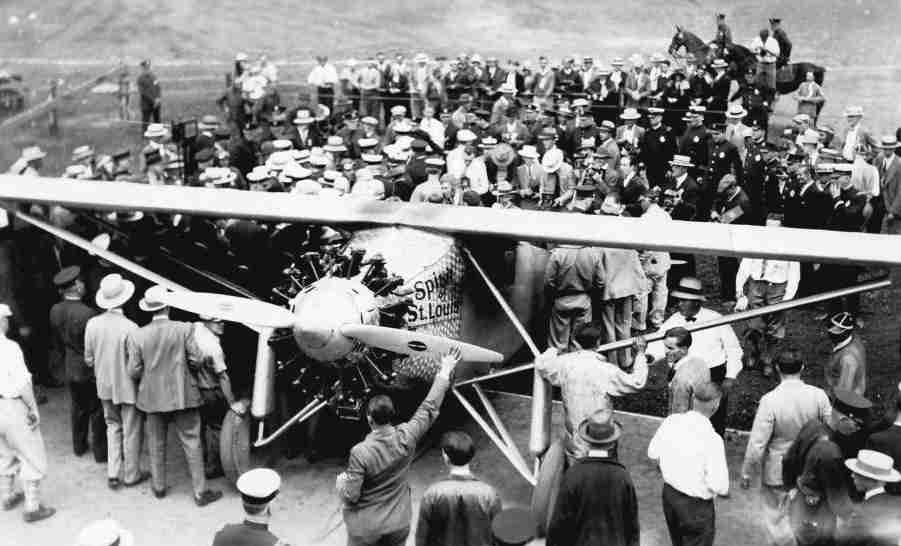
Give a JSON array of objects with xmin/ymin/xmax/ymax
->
[
  {"xmin": 740, "ymin": 350, "xmax": 831, "ymax": 546},
  {"xmin": 877, "ymin": 135, "xmax": 901, "ymax": 234},
  {"xmin": 615, "ymin": 108, "xmax": 645, "ymax": 152},
  {"xmin": 514, "ymin": 145, "xmax": 547, "ymax": 200}
]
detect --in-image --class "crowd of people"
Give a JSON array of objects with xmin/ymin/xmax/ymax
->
[{"xmin": 1, "ymin": 13, "xmax": 901, "ymax": 546}]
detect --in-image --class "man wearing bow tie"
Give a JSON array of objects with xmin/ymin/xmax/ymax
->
[{"xmin": 647, "ymin": 277, "xmax": 743, "ymax": 437}]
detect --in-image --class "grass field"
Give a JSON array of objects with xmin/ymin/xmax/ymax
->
[{"xmin": 1, "ymin": 0, "xmax": 900, "ymax": 430}]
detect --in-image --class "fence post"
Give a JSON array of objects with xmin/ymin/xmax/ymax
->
[
  {"xmin": 48, "ymin": 79, "xmax": 59, "ymax": 136},
  {"xmin": 117, "ymin": 69, "xmax": 130, "ymax": 120}
]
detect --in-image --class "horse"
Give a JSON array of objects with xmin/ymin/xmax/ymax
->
[
  {"xmin": 775, "ymin": 61, "xmax": 827, "ymax": 95},
  {"xmin": 668, "ymin": 26, "xmax": 757, "ymax": 80}
]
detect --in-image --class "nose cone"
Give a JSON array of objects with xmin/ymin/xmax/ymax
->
[{"xmin": 293, "ymin": 319, "xmax": 333, "ymax": 350}]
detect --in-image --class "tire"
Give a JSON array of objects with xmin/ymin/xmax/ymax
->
[
  {"xmin": 220, "ymin": 411, "xmax": 252, "ymax": 485},
  {"xmin": 530, "ymin": 439, "xmax": 567, "ymax": 538}
]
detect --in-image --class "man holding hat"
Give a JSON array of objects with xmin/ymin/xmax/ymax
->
[
  {"xmin": 647, "ymin": 277, "xmax": 743, "ymax": 437},
  {"xmin": 782, "ymin": 388, "xmax": 874, "ymax": 546},
  {"xmin": 48, "ymin": 266, "xmax": 106, "ymax": 460},
  {"xmin": 213, "ymin": 468, "xmax": 289, "ymax": 546},
  {"xmin": 648, "ymin": 382, "xmax": 729, "ymax": 546},
  {"xmin": 126, "ymin": 286, "xmax": 222, "ymax": 506},
  {"xmin": 84, "ymin": 274, "xmax": 148, "ymax": 489},
  {"xmin": 824, "ymin": 312, "xmax": 867, "ymax": 398},
  {"xmin": 547, "ymin": 409, "xmax": 639, "ymax": 546},
  {"xmin": 739, "ymin": 349, "xmax": 831, "ymax": 545},
  {"xmin": 843, "ymin": 450, "xmax": 901, "ymax": 545},
  {"xmin": 0, "ymin": 302, "xmax": 55, "ymax": 523},
  {"xmin": 7, "ymin": 145, "xmax": 47, "ymax": 177},
  {"xmin": 308, "ymin": 55, "xmax": 339, "ymax": 112}
]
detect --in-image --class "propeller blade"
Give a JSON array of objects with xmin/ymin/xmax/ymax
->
[
  {"xmin": 339, "ymin": 324, "xmax": 504, "ymax": 363},
  {"xmin": 159, "ymin": 291, "xmax": 296, "ymax": 328}
]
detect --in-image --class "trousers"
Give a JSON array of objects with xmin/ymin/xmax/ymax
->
[
  {"xmin": 69, "ymin": 380, "xmax": 106, "ymax": 462},
  {"xmin": 199, "ymin": 389, "xmax": 226, "ymax": 476},
  {"xmin": 0, "ymin": 398, "xmax": 47, "ymax": 481},
  {"xmin": 548, "ymin": 294, "xmax": 592, "ymax": 353},
  {"xmin": 709, "ymin": 364, "xmax": 728, "ymax": 437},
  {"xmin": 346, "ymin": 527, "xmax": 409, "ymax": 546},
  {"xmin": 760, "ymin": 485, "xmax": 795, "ymax": 546},
  {"xmin": 662, "ymin": 483, "xmax": 716, "ymax": 546},
  {"xmin": 600, "ymin": 296, "xmax": 634, "ymax": 368},
  {"xmin": 100, "ymin": 400, "xmax": 144, "ymax": 483},
  {"xmin": 145, "ymin": 409, "xmax": 206, "ymax": 496}
]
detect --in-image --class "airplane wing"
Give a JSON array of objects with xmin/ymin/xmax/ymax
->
[{"xmin": 0, "ymin": 176, "xmax": 897, "ymax": 265}]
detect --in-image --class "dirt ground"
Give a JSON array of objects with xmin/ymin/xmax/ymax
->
[{"xmin": 1, "ymin": 387, "xmax": 764, "ymax": 546}]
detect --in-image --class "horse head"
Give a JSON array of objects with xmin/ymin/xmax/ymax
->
[{"xmin": 668, "ymin": 26, "xmax": 684, "ymax": 55}]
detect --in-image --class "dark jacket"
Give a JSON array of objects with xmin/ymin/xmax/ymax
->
[
  {"xmin": 49, "ymin": 298, "xmax": 99, "ymax": 383},
  {"xmin": 415, "ymin": 473, "xmax": 502, "ymax": 546},
  {"xmin": 865, "ymin": 424, "xmax": 901, "ymax": 495},
  {"xmin": 212, "ymin": 521, "xmax": 282, "ymax": 546},
  {"xmin": 547, "ymin": 455, "xmax": 640, "ymax": 546}
]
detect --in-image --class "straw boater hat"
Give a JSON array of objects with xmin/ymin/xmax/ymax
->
[
  {"xmin": 21, "ymin": 146, "xmax": 47, "ymax": 162},
  {"xmin": 272, "ymin": 139, "xmax": 293, "ymax": 151},
  {"xmin": 95, "ymin": 273, "xmax": 135, "ymax": 310},
  {"xmin": 76, "ymin": 519, "xmax": 135, "ymax": 546},
  {"xmin": 517, "ymin": 145, "xmax": 539, "ymax": 160},
  {"xmin": 358, "ymin": 137, "xmax": 379, "ymax": 149},
  {"xmin": 143, "ymin": 123, "xmax": 168, "ymax": 139},
  {"xmin": 711, "ymin": 58, "xmax": 729, "ymax": 70},
  {"xmin": 498, "ymin": 83, "xmax": 517, "ymax": 95},
  {"xmin": 572, "ymin": 98, "xmax": 590, "ymax": 109},
  {"xmin": 293, "ymin": 109, "xmax": 315, "ymax": 125},
  {"xmin": 843, "ymin": 105, "xmax": 864, "ymax": 118},
  {"xmin": 845, "ymin": 450, "xmax": 901, "ymax": 483},
  {"xmin": 361, "ymin": 116, "xmax": 378, "ymax": 126},
  {"xmin": 619, "ymin": 108, "xmax": 641, "ymax": 121},
  {"xmin": 323, "ymin": 136, "xmax": 348, "ymax": 153},
  {"xmin": 669, "ymin": 154, "xmax": 694, "ymax": 168},
  {"xmin": 876, "ymin": 135, "xmax": 900, "ymax": 149},
  {"xmin": 671, "ymin": 277, "xmax": 706, "ymax": 301},
  {"xmin": 577, "ymin": 409, "xmax": 622, "ymax": 445},
  {"xmin": 611, "ymin": 57, "xmax": 625, "ymax": 67},
  {"xmin": 71, "ymin": 145, "xmax": 94, "ymax": 162},
  {"xmin": 726, "ymin": 104, "xmax": 748, "ymax": 119},
  {"xmin": 138, "ymin": 285, "xmax": 170, "ymax": 313},
  {"xmin": 478, "ymin": 136, "xmax": 498, "ymax": 149}
]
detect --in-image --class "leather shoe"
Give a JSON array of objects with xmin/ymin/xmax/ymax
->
[
  {"xmin": 107, "ymin": 478, "xmax": 121, "ymax": 490},
  {"xmin": 2, "ymin": 492, "xmax": 24, "ymax": 511},
  {"xmin": 124, "ymin": 471, "xmax": 151, "ymax": 487},
  {"xmin": 23, "ymin": 505, "xmax": 55, "ymax": 523},
  {"xmin": 194, "ymin": 489, "xmax": 223, "ymax": 507},
  {"xmin": 152, "ymin": 487, "xmax": 167, "ymax": 499}
]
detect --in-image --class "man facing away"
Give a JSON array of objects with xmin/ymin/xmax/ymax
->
[
  {"xmin": 415, "ymin": 431, "xmax": 502, "ymax": 546},
  {"xmin": 739, "ymin": 350, "xmax": 831, "ymax": 546},
  {"xmin": 337, "ymin": 347, "xmax": 461, "ymax": 546},
  {"xmin": 648, "ymin": 382, "xmax": 729, "ymax": 546}
]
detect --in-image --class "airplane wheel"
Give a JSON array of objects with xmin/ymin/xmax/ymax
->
[
  {"xmin": 530, "ymin": 439, "xmax": 567, "ymax": 538},
  {"xmin": 220, "ymin": 410, "xmax": 253, "ymax": 485}
]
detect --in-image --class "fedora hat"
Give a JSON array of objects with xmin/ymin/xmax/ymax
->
[
  {"xmin": 293, "ymin": 109, "xmax": 315, "ymax": 125},
  {"xmin": 711, "ymin": 58, "xmax": 728, "ymax": 69},
  {"xmin": 21, "ymin": 146, "xmax": 47, "ymax": 162},
  {"xmin": 669, "ymin": 154, "xmax": 694, "ymax": 168},
  {"xmin": 876, "ymin": 135, "xmax": 900, "ymax": 149},
  {"xmin": 71, "ymin": 145, "xmax": 95, "ymax": 162},
  {"xmin": 671, "ymin": 277, "xmax": 706, "ymax": 301},
  {"xmin": 619, "ymin": 108, "xmax": 641, "ymax": 121},
  {"xmin": 323, "ymin": 136, "xmax": 347, "ymax": 153},
  {"xmin": 138, "ymin": 285, "xmax": 170, "ymax": 313},
  {"xmin": 95, "ymin": 273, "xmax": 135, "ymax": 310},
  {"xmin": 843, "ymin": 105, "xmax": 864, "ymax": 117},
  {"xmin": 845, "ymin": 450, "xmax": 901, "ymax": 483},
  {"xmin": 518, "ymin": 145, "xmax": 539, "ymax": 160},
  {"xmin": 143, "ymin": 123, "xmax": 168, "ymax": 139},
  {"xmin": 577, "ymin": 409, "xmax": 622, "ymax": 445},
  {"xmin": 827, "ymin": 311, "xmax": 855, "ymax": 334}
]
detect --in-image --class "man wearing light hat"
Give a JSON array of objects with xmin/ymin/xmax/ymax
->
[
  {"xmin": 514, "ymin": 145, "xmax": 545, "ymax": 202},
  {"xmin": 0, "ymin": 302, "xmax": 55, "ymax": 523},
  {"xmin": 616, "ymin": 108, "xmax": 644, "ymax": 150},
  {"xmin": 126, "ymin": 286, "xmax": 222, "ymax": 506},
  {"xmin": 843, "ymin": 450, "xmax": 901, "ymax": 545},
  {"xmin": 291, "ymin": 109, "xmax": 322, "ymax": 151},
  {"xmin": 7, "ymin": 145, "xmax": 46, "ymax": 176},
  {"xmin": 640, "ymin": 107, "xmax": 677, "ymax": 188},
  {"xmin": 84, "ymin": 274, "xmax": 149, "ymax": 489},
  {"xmin": 213, "ymin": 468, "xmax": 288, "ymax": 546}
]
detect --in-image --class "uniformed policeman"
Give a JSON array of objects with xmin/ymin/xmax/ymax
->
[
  {"xmin": 639, "ymin": 107, "xmax": 677, "ymax": 188},
  {"xmin": 212, "ymin": 468, "xmax": 290, "ymax": 546},
  {"xmin": 743, "ymin": 118, "xmax": 776, "ymax": 223},
  {"xmin": 0, "ymin": 303, "xmax": 55, "ymax": 523}
]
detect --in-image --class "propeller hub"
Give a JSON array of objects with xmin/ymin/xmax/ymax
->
[{"xmin": 290, "ymin": 278, "xmax": 379, "ymax": 362}]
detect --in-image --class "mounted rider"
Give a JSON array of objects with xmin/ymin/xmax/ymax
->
[{"xmin": 769, "ymin": 18, "xmax": 792, "ymax": 69}]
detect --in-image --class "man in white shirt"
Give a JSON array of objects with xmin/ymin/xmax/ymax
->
[
  {"xmin": 0, "ymin": 303, "xmax": 55, "ymax": 522},
  {"xmin": 419, "ymin": 104, "xmax": 445, "ymax": 151},
  {"xmin": 648, "ymin": 382, "xmax": 729, "ymax": 546},
  {"xmin": 647, "ymin": 277, "xmax": 743, "ymax": 436},
  {"xmin": 740, "ymin": 350, "xmax": 831, "ymax": 546},
  {"xmin": 734, "ymin": 214, "xmax": 801, "ymax": 377},
  {"xmin": 307, "ymin": 55, "xmax": 339, "ymax": 111},
  {"xmin": 750, "ymin": 29, "xmax": 780, "ymax": 90}
]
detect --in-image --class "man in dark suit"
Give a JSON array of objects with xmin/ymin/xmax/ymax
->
[
  {"xmin": 705, "ymin": 60, "xmax": 732, "ymax": 124},
  {"xmin": 877, "ymin": 136, "xmax": 901, "ymax": 234},
  {"xmin": 547, "ymin": 410, "xmax": 639, "ymax": 546},
  {"xmin": 640, "ymin": 107, "xmax": 677, "ymax": 189},
  {"xmin": 743, "ymin": 119, "xmax": 776, "ymax": 223},
  {"xmin": 662, "ymin": 155, "xmax": 701, "ymax": 282},
  {"xmin": 48, "ymin": 266, "xmax": 105, "ymax": 461},
  {"xmin": 705, "ymin": 124, "xmax": 744, "ymax": 222},
  {"xmin": 711, "ymin": 174, "xmax": 753, "ymax": 300},
  {"xmin": 337, "ymin": 348, "xmax": 461, "ymax": 546},
  {"xmin": 867, "ymin": 384, "xmax": 901, "ymax": 495},
  {"xmin": 136, "ymin": 59, "xmax": 161, "ymax": 129}
]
